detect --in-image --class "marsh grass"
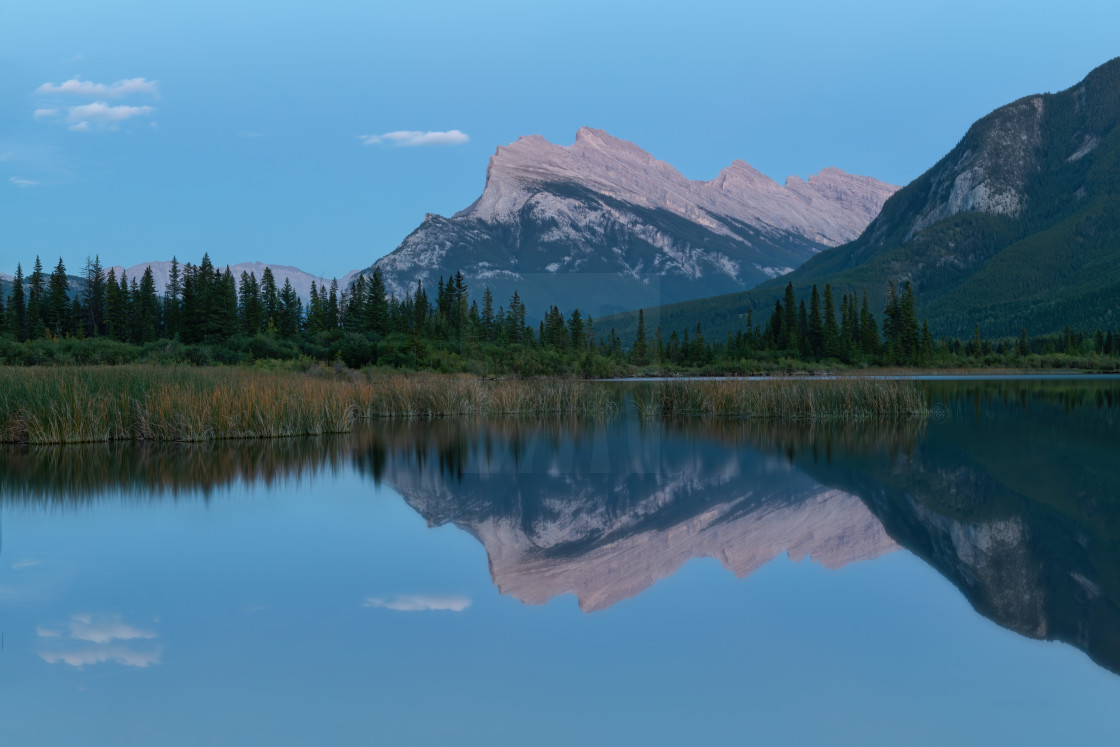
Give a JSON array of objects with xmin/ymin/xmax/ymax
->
[
  {"xmin": 0, "ymin": 366, "xmax": 619, "ymax": 444},
  {"xmin": 634, "ymin": 378, "xmax": 928, "ymax": 420},
  {"xmin": 0, "ymin": 367, "xmax": 926, "ymax": 444}
]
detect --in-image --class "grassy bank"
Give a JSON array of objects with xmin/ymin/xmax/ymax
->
[
  {"xmin": 635, "ymin": 378, "xmax": 929, "ymax": 420},
  {"xmin": 0, "ymin": 365, "xmax": 927, "ymax": 444},
  {"xmin": 0, "ymin": 365, "xmax": 619, "ymax": 444}
]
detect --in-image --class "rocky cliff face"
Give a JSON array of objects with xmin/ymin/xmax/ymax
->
[
  {"xmin": 368, "ymin": 128, "xmax": 897, "ymax": 318},
  {"xmin": 724, "ymin": 56, "xmax": 1120, "ymax": 338}
]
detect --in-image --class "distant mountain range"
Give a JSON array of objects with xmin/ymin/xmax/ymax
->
[
  {"xmin": 108, "ymin": 261, "xmax": 360, "ymax": 304},
  {"xmin": 2, "ymin": 262, "xmax": 358, "ymax": 305},
  {"xmin": 603, "ymin": 57, "xmax": 1120, "ymax": 340},
  {"xmin": 362, "ymin": 127, "xmax": 897, "ymax": 320}
]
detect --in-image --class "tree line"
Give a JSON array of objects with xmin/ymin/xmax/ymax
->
[{"xmin": 2, "ymin": 253, "xmax": 1118, "ymax": 372}]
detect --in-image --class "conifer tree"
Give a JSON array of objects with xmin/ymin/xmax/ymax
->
[
  {"xmin": 808, "ymin": 284, "xmax": 823, "ymax": 359},
  {"xmin": 7, "ymin": 263, "xmax": 26, "ymax": 340},
  {"xmin": 327, "ymin": 279, "xmax": 340, "ymax": 329},
  {"xmin": 83, "ymin": 256, "xmax": 106, "ymax": 337},
  {"xmin": 26, "ymin": 256, "xmax": 45, "ymax": 339},
  {"xmin": 632, "ymin": 309, "xmax": 648, "ymax": 365},
  {"xmin": 782, "ymin": 282, "xmax": 798, "ymax": 351},
  {"xmin": 859, "ymin": 290, "xmax": 879, "ymax": 356},
  {"xmin": 134, "ymin": 267, "xmax": 160, "ymax": 342},
  {"xmin": 480, "ymin": 287, "xmax": 495, "ymax": 341},
  {"xmin": 822, "ymin": 284, "xmax": 840, "ymax": 359}
]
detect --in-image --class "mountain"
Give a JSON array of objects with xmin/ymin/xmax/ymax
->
[
  {"xmin": 601, "ymin": 57, "xmax": 1120, "ymax": 340},
  {"xmin": 109, "ymin": 261, "xmax": 360, "ymax": 304},
  {"xmin": 363, "ymin": 127, "xmax": 897, "ymax": 320}
]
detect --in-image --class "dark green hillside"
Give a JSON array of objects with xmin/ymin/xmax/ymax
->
[{"xmin": 602, "ymin": 57, "xmax": 1120, "ymax": 342}]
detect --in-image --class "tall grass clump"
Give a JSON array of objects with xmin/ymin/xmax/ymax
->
[
  {"xmin": 0, "ymin": 366, "xmax": 621, "ymax": 444},
  {"xmin": 635, "ymin": 378, "xmax": 928, "ymax": 420}
]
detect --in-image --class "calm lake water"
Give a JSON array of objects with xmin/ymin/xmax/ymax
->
[{"xmin": 2, "ymin": 379, "xmax": 1119, "ymax": 746}]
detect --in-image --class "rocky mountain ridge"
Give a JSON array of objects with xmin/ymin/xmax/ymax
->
[
  {"xmin": 604, "ymin": 56, "xmax": 1120, "ymax": 339},
  {"xmin": 367, "ymin": 128, "xmax": 897, "ymax": 318}
]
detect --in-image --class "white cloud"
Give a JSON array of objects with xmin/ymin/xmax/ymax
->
[
  {"xmin": 33, "ymin": 109, "xmax": 58, "ymax": 119},
  {"xmin": 63, "ymin": 101, "xmax": 155, "ymax": 132},
  {"xmin": 36, "ymin": 77, "xmax": 158, "ymax": 98},
  {"xmin": 37, "ymin": 613, "xmax": 163, "ymax": 669},
  {"xmin": 363, "ymin": 594, "xmax": 472, "ymax": 612},
  {"xmin": 361, "ymin": 130, "xmax": 469, "ymax": 147},
  {"xmin": 40, "ymin": 645, "xmax": 162, "ymax": 669},
  {"xmin": 12, "ymin": 558, "xmax": 42, "ymax": 569},
  {"xmin": 68, "ymin": 613, "xmax": 157, "ymax": 644},
  {"xmin": 10, "ymin": 177, "xmax": 39, "ymax": 188}
]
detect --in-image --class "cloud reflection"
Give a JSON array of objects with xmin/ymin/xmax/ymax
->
[
  {"xmin": 38, "ymin": 614, "xmax": 162, "ymax": 669},
  {"xmin": 363, "ymin": 595, "xmax": 472, "ymax": 612},
  {"xmin": 40, "ymin": 645, "xmax": 162, "ymax": 669}
]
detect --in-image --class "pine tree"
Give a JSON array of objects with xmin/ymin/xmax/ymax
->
[
  {"xmin": 44, "ymin": 257, "xmax": 72, "ymax": 338},
  {"xmin": 1018, "ymin": 327, "xmax": 1031, "ymax": 356},
  {"xmin": 883, "ymin": 281, "xmax": 901, "ymax": 364},
  {"xmin": 83, "ymin": 256, "xmax": 106, "ymax": 337},
  {"xmin": 808, "ymin": 285, "xmax": 823, "ymax": 360},
  {"xmin": 260, "ymin": 267, "xmax": 280, "ymax": 332},
  {"xmin": 782, "ymin": 282, "xmax": 798, "ymax": 350},
  {"xmin": 568, "ymin": 308, "xmax": 585, "ymax": 351},
  {"xmin": 26, "ymin": 256, "xmax": 45, "ymax": 339},
  {"xmin": 238, "ymin": 271, "xmax": 265, "ymax": 335},
  {"xmin": 480, "ymin": 287, "xmax": 495, "ymax": 341},
  {"xmin": 134, "ymin": 267, "xmax": 160, "ymax": 342},
  {"xmin": 632, "ymin": 309, "xmax": 648, "ymax": 365},
  {"xmin": 859, "ymin": 291, "xmax": 879, "ymax": 357},
  {"xmin": 215, "ymin": 268, "xmax": 239, "ymax": 339},
  {"xmin": 278, "ymin": 279, "xmax": 301, "ymax": 337},
  {"xmin": 364, "ymin": 267, "xmax": 388, "ymax": 336},
  {"xmin": 822, "ymin": 284, "xmax": 840, "ymax": 360},
  {"xmin": 7, "ymin": 263, "xmax": 27, "ymax": 340},
  {"xmin": 899, "ymin": 282, "xmax": 920, "ymax": 364},
  {"xmin": 797, "ymin": 300, "xmax": 811, "ymax": 359},
  {"xmin": 327, "ymin": 279, "xmax": 340, "ymax": 329},
  {"xmin": 164, "ymin": 257, "xmax": 182, "ymax": 339}
]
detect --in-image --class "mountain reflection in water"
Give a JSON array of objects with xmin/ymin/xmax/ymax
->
[{"xmin": 2, "ymin": 380, "xmax": 1118, "ymax": 675}]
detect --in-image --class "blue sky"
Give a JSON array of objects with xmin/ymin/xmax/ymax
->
[{"xmin": 2, "ymin": 0, "xmax": 1118, "ymax": 279}]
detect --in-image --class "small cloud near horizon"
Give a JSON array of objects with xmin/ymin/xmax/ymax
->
[
  {"xmin": 361, "ymin": 130, "xmax": 469, "ymax": 147},
  {"xmin": 363, "ymin": 594, "xmax": 472, "ymax": 612},
  {"xmin": 36, "ymin": 76, "xmax": 158, "ymax": 98},
  {"xmin": 10, "ymin": 177, "xmax": 40, "ymax": 188},
  {"xmin": 12, "ymin": 558, "xmax": 42, "ymax": 568},
  {"xmin": 33, "ymin": 108, "xmax": 58, "ymax": 119}
]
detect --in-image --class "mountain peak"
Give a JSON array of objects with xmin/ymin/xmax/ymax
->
[
  {"xmin": 465, "ymin": 128, "xmax": 897, "ymax": 245},
  {"xmin": 372, "ymin": 128, "xmax": 897, "ymax": 317}
]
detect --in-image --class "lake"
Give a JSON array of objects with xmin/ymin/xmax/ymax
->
[{"xmin": 1, "ymin": 379, "xmax": 1118, "ymax": 745}]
